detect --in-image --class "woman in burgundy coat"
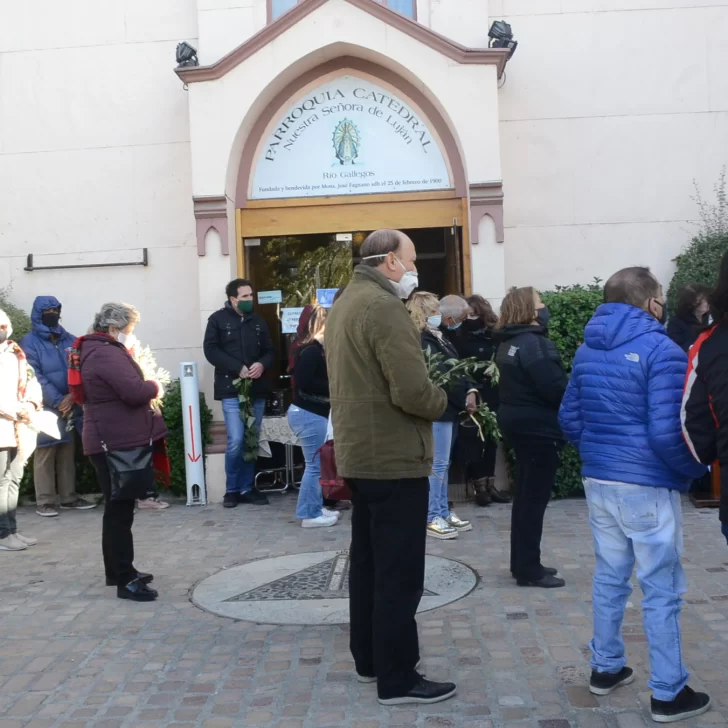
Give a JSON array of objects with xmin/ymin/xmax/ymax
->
[{"xmin": 69, "ymin": 302, "xmax": 167, "ymax": 602}]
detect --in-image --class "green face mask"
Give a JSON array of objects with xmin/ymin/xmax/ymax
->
[{"xmin": 237, "ymin": 300, "xmax": 254, "ymax": 314}]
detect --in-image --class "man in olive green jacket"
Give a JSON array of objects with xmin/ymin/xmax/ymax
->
[{"xmin": 326, "ymin": 229, "xmax": 453, "ymax": 706}]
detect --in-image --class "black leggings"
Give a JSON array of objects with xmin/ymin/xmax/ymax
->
[
  {"xmin": 509, "ymin": 437, "xmax": 561, "ymax": 581},
  {"xmin": 91, "ymin": 454, "xmax": 136, "ymax": 585}
]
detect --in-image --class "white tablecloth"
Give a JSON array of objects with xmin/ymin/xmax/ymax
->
[{"xmin": 257, "ymin": 415, "xmax": 299, "ymax": 458}]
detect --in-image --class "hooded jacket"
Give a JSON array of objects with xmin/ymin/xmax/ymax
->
[
  {"xmin": 19, "ymin": 296, "xmax": 79, "ymax": 447},
  {"xmin": 559, "ymin": 303, "xmax": 706, "ymax": 491},
  {"xmin": 494, "ymin": 323, "xmax": 567, "ymax": 441}
]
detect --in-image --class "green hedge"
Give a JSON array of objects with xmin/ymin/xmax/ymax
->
[
  {"xmin": 20, "ymin": 379, "xmax": 213, "ymax": 500},
  {"xmin": 503, "ymin": 281, "xmax": 603, "ymax": 498},
  {"xmin": 667, "ymin": 170, "xmax": 728, "ymax": 313}
]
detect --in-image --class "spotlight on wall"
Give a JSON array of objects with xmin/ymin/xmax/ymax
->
[
  {"xmin": 488, "ymin": 21, "xmax": 518, "ymax": 59},
  {"xmin": 176, "ymin": 42, "xmax": 199, "ymax": 68}
]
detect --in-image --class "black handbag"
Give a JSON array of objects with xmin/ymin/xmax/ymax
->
[{"xmin": 104, "ymin": 443, "xmax": 156, "ymax": 502}]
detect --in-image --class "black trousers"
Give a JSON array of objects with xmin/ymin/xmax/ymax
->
[
  {"xmin": 455, "ymin": 422, "xmax": 497, "ymax": 481},
  {"xmin": 509, "ymin": 437, "xmax": 561, "ymax": 581},
  {"xmin": 348, "ymin": 477, "xmax": 428, "ymax": 699},
  {"xmin": 91, "ymin": 454, "xmax": 136, "ymax": 585}
]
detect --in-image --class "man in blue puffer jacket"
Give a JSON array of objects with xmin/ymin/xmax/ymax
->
[
  {"xmin": 559, "ymin": 267, "xmax": 710, "ymax": 724},
  {"xmin": 20, "ymin": 296, "xmax": 96, "ymax": 517}
]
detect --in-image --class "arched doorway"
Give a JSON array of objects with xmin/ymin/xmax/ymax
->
[{"xmin": 233, "ymin": 56, "xmax": 470, "ymax": 383}]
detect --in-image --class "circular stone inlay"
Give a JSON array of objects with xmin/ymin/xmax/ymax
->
[{"xmin": 192, "ymin": 550, "xmax": 478, "ymax": 625}]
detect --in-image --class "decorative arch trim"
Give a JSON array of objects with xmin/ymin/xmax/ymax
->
[
  {"xmin": 470, "ymin": 182, "xmax": 504, "ymax": 244},
  {"xmin": 235, "ymin": 56, "xmax": 467, "ymax": 206},
  {"xmin": 176, "ymin": 0, "xmax": 508, "ymax": 85},
  {"xmin": 194, "ymin": 196, "xmax": 229, "ymax": 256}
]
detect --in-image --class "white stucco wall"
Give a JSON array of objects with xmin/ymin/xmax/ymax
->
[
  {"xmin": 0, "ymin": 0, "xmax": 203, "ymax": 386},
  {"xmin": 494, "ymin": 0, "xmax": 728, "ymax": 292}
]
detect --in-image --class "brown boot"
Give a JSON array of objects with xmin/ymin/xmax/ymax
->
[
  {"xmin": 487, "ymin": 477, "xmax": 512, "ymax": 504},
  {"xmin": 474, "ymin": 478, "xmax": 491, "ymax": 507}
]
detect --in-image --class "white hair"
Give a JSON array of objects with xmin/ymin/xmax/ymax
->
[
  {"xmin": 92, "ymin": 302, "xmax": 140, "ymax": 333},
  {"xmin": 0, "ymin": 308, "xmax": 12, "ymax": 338},
  {"xmin": 439, "ymin": 295, "xmax": 470, "ymax": 320}
]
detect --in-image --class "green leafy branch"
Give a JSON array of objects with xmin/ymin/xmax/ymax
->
[
  {"xmin": 464, "ymin": 402, "xmax": 502, "ymax": 444},
  {"xmin": 232, "ymin": 377, "xmax": 260, "ymax": 463},
  {"xmin": 424, "ymin": 350, "xmax": 486, "ymax": 389}
]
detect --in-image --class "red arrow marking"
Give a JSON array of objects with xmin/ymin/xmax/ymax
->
[{"xmin": 187, "ymin": 405, "xmax": 201, "ymax": 462}]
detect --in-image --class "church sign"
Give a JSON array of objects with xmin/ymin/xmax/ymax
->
[{"xmin": 250, "ymin": 75, "xmax": 452, "ymax": 200}]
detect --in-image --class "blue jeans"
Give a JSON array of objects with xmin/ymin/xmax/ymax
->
[
  {"xmin": 222, "ymin": 397, "xmax": 266, "ymax": 495},
  {"xmin": 287, "ymin": 405, "xmax": 328, "ymax": 520},
  {"xmin": 584, "ymin": 478, "xmax": 689, "ymax": 702},
  {"xmin": 428, "ymin": 421, "xmax": 455, "ymax": 522}
]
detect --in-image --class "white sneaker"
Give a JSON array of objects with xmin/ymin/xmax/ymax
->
[
  {"xmin": 14, "ymin": 533, "xmax": 38, "ymax": 547},
  {"xmin": 322, "ymin": 508, "xmax": 341, "ymax": 519},
  {"xmin": 302, "ymin": 514, "xmax": 338, "ymax": 529},
  {"xmin": 0, "ymin": 535, "xmax": 28, "ymax": 551},
  {"xmin": 137, "ymin": 498, "xmax": 170, "ymax": 510}
]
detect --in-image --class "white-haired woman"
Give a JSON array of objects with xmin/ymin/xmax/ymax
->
[
  {"xmin": 0, "ymin": 309, "xmax": 43, "ymax": 551},
  {"xmin": 68, "ymin": 303, "xmax": 167, "ymax": 601}
]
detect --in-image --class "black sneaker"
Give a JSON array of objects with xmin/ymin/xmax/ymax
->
[
  {"xmin": 238, "ymin": 490, "xmax": 269, "ymax": 505},
  {"xmin": 516, "ymin": 574, "xmax": 566, "ymax": 588},
  {"xmin": 106, "ymin": 571, "xmax": 153, "ymax": 587},
  {"xmin": 223, "ymin": 493, "xmax": 238, "ymax": 509},
  {"xmin": 117, "ymin": 578, "xmax": 158, "ymax": 602},
  {"xmin": 589, "ymin": 666, "xmax": 634, "ymax": 696},
  {"xmin": 378, "ymin": 675, "xmax": 456, "ymax": 706},
  {"xmin": 651, "ymin": 686, "xmax": 711, "ymax": 723}
]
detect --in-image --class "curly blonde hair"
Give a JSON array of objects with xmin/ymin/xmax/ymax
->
[{"xmin": 406, "ymin": 292, "xmax": 440, "ymax": 332}]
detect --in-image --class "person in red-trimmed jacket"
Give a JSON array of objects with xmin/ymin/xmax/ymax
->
[
  {"xmin": 682, "ymin": 251, "xmax": 728, "ymax": 545},
  {"xmin": 68, "ymin": 302, "xmax": 167, "ymax": 602}
]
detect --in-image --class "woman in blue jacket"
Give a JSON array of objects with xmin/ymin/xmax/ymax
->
[
  {"xmin": 20, "ymin": 296, "xmax": 96, "ymax": 517},
  {"xmin": 559, "ymin": 267, "xmax": 710, "ymax": 724}
]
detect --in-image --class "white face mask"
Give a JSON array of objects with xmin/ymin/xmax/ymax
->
[
  {"xmin": 362, "ymin": 253, "xmax": 419, "ymax": 300},
  {"xmin": 117, "ymin": 332, "xmax": 137, "ymax": 351},
  {"xmin": 427, "ymin": 315, "xmax": 442, "ymax": 329}
]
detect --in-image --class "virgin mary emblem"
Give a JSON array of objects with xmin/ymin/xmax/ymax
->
[{"xmin": 332, "ymin": 119, "xmax": 360, "ymax": 165}]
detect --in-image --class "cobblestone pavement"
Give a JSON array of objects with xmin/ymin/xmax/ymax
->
[{"xmin": 1, "ymin": 493, "xmax": 727, "ymax": 728}]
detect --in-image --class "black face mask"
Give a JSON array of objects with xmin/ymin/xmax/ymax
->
[
  {"xmin": 0, "ymin": 330, "xmax": 7, "ymax": 344},
  {"xmin": 653, "ymin": 300, "xmax": 666, "ymax": 325},
  {"xmin": 41, "ymin": 312, "xmax": 60, "ymax": 329}
]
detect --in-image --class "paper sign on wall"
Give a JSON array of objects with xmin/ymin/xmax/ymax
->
[
  {"xmin": 281, "ymin": 307, "xmax": 305, "ymax": 334},
  {"xmin": 316, "ymin": 289, "xmax": 338, "ymax": 308},
  {"xmin": 258, "ymin": 290, "xmax": 282, "ymax": 304}
]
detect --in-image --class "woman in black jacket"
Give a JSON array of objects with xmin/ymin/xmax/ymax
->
[
  {"xmin": 443, "ymin": 294, "xmax": 509, "ymax": 507},
  {"xmin": 495, "ymin": 287, "xmax": 568, "ymax": 588},
  {"xmin": 287, "ymin": 305, "xmax": 339, "ymax": 530},
  {"xmin": 667, "ymin": 284, "xmax": 711, "ymax": 352},
  {"xmin": 406, "ymin": 292, "xmax": 476, "ymax": 541}
]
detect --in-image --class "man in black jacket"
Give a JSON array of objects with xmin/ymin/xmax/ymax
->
[{"xmin": 203, "ymin": 279, "xmax": 274, "ymax": 508}]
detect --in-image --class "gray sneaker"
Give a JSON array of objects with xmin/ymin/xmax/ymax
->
[
  {"xmin": 0, "ymin": 534, "xmax": 28, "ymax": 551},
  {"xmin": 60, "ymin": 498, "xmax": 97, "ymax": 510},
  {"xmin": 36, "ymin": 504, "xmax": 59, "ymax": 517}
]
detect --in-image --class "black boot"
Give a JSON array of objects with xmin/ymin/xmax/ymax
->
[
  {"xmin": 517, "ymin": 574, "xmax": 566, "ymax": 588},
  {"xmin": 474, "ymin": 478, "xmax": 491, "ymax": 507},
  {"xmin": 487, "ymin": 477, "xmax": 512, "ymax": 503},
  {"xmin": 106, "ymin": 571, "xmax": 153, "ymax": 587},
  {"xmin": 117, "ymin": 577, "xmax": 158, "ymax": 602}
]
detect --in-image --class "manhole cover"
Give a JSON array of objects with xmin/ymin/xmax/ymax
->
[{"xmin": 192, "ymin": 550, "xmax": 477, "ymax": 624}]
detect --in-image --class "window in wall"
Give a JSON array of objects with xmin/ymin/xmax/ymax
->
[
  {"xmin": 270, "ymin": 0, "xmax": 298, "ymax": 21},
  {"xmin": 378, "ymin": 0, "xmax": 416, "ymax": 19}
]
